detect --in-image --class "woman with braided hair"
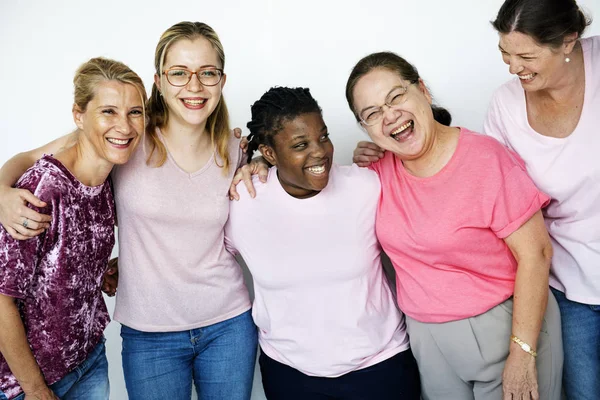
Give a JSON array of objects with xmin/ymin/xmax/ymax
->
[{"xmin": 224, "ymin": 86, "xmax": 420, "ymax": 400}]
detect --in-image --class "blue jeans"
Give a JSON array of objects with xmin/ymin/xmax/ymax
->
[
  {"xmin": 121, "ymin": 310, "xmax": 258, "ymax": 400},
  {"xmin": 551, "ymin": 287, "xmax": 600, "ymax": 400},
  {"xmin": 1, "ymin": 338, "xmax": 109, "ymax": 400}
]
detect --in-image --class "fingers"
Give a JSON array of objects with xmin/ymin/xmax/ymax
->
[
  {"xmin": 240, "ymin": 136, "xmax": 249, "ymax": 153},
  {"xmin": 19, "ymin": 189, "xmax": 47, "ymax": 209},
  {"xmin": 229, "ymin": 182, "xmax": 240, "ymax": 201},
  {"xmin": 232, "ymin": 127, "xmax": 242, "ymax": 139},
  {"xmin": 240, "ymin": 167, "xmax": 255, "ymax": 198},
  {"xmin": 4, "ymin": 226, "xmax": 31, "ymax": 240},
  {"xmin": 11, "ymin": 223, "xmax": 46, "ymax": 239},
  {"xmin": 353, "ymin": 154, "xmax": 382, "ymax": 165},
  {"xmin": 357, "ymin": 141, "xmax": 383, "ymax": 151}
]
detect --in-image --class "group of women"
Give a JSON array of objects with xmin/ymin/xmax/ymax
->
[{"xmin": 0, "ymin": 0, "xmax": 596, "ymax": 399}]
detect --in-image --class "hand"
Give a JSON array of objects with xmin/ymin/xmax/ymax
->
[
  {"xmin": 232, "ymin": 127, "xmax": 249, "ymax": 154},
  {"xmin": 353, "ymin": 141, "xmax": 384, "ymax": 167},
  {"xmin": 102, "ymin": 258, "xmax": 119, "ymax": 297},
  {"xmin": 0, "ymin": 186, "xmax": 51, "ymax": 240},
  {"xmin": 502, "ymin": 347, "xmax": 539, "ymax": 400},
  {"xmin": 23, "ymin": 384, "xmax": 59, "ymax": 399},
  {"xmin": 229, "ymin": 157, "xmax": 270, "ymax": 200}
]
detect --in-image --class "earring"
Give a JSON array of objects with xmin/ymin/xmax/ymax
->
[{"xmin": 565, "ymin": 57, "xmax": 571, "ymax": 63}]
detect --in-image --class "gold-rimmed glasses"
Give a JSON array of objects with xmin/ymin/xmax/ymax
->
[
  {"xmin": 359, "ymin": 81, "xmax": 417, "ymax": 126},
  {"xmin": 163, "ymin": 66, "xmax": 224, "ymax": 87}
]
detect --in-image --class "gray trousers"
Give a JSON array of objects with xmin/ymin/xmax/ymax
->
[{"xmin": 406, "ymin": 290, "xmax": 563, "ymax": 400}]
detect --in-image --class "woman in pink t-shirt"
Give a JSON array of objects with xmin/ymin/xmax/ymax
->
[
  {"xmin": 345, "ymin": 52, "xmax": 563, "ymax": 400},
  {"xmin": 484, "ymin": 1, "xmax": 599, "ymax": 398}
]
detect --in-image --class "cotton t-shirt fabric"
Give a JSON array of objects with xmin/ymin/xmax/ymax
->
[
  {"xmin": 225, "ymin": 164, "xmax": 410, "ymax": 377},
  {"xmin": 370, "ymin": 129, "xmax": 549, "ymax": 323},
  {"xmin": 112, "ymin": 130, "xmax": 251, "ymax": 332},
  {"xmin": 0, "ymin": 156, "xmax": 112, "ymax": 399},
  {"xmin": 483, "ymin": 35, "xmax": 600, "ymax": 305}
]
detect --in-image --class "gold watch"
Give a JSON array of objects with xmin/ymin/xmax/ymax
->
[{"xmin": 510, "ymin": 335, "xmax": 537, "ymax": 357}]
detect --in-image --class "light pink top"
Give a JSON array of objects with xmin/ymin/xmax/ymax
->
[
  {"xmin": 225, "ymin": 164, "xmax": 409, "ymax": 377},
  {"xmin": 111, "ymin": 130, "xmax": 250, "ymax": 331},
  {"xmin": 371, "ymin": 129, "xmax": 549, "ymax": 323},
  {"xmin": 484, "ymin": 36, "xmax": 600, "ymax": 305}
]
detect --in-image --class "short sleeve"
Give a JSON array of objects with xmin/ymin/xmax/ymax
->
[
  {"xmin": 0, "ymin": 229, "xmax": 42, "ymax": 299},
  {"xmin": 490, "ymin": 165, "xmax": 550, "ymax": 238},
  {"xmin": 483, "ymin": 92, "xmax": 510, "ymax": 147}
]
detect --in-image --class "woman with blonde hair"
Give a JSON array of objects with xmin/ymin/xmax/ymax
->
[
  {"xmin": 0, "ymin": 57, "xmax": 146, "ymax": 400},
  {"xmin": 0, "ymin": 22, "xmax": 257, "ymax": 400}
]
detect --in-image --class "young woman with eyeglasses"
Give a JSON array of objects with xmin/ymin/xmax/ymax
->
[{"xmin": 0, "ymin": 22, "xmax": 258, "ymax": 400}]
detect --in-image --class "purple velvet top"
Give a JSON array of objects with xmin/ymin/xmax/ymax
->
[{"xmin": 0, "ymin": 156, "xmax": 113, "ymax": 399}]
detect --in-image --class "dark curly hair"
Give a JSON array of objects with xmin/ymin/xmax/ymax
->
[{"xmin": 246, "ymin": 87, "xmax": 322, "ymax": 163}]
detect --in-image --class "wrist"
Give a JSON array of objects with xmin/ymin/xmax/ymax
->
[
  {"xmin": 19, "ymin": 373, "xmax": 47, "ymax": 394},
  {"xmin": 509, "ymin": 335, "xmax": 537, "ymax": 357}
]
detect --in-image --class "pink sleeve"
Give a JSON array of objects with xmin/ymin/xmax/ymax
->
[
  {"xmin": 490, "ymin": 165, "xmax": 550, "ymax": 238},
  {"xmin": 483, "ymin": 93, "xmax": 509, "ymax": 147}
]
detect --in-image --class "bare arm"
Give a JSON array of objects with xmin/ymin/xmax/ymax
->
[
  {"xmin": 0, "ymin": 133, "xmax": 75, "ymax": 240},
  {"xmin": 0, "ymin": 294, "xmax": 58, "ymax": 399},
  {"xmin": 501, "ymin": 210, "xmax": 552, "ymax": 400}
]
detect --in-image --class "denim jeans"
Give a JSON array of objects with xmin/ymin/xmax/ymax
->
[
  {"xmin": 551, "ymin": 287, "xmax": 600, "ymax": 400},
  {"xmin": 0, "ymin": 338, "xmax": 109, "ymax": 400},
  {"xmin": 121, "ymin": 309, "xmax": 258, "ymax": 400}
]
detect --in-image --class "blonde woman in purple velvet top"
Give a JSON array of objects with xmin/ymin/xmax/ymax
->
[{"xmin": 0, "ymin": 58, "xmax": 146, "ymax": 400}]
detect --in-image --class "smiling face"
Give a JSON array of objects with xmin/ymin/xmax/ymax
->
[
  {"xmin": 155, "ymin": 37, "xmax": 226, "ymax": 130},
  {"xmin": 261, "ymin": 112, "xmax": 334, "ymax": 199},
  {"xmin": 73, "ymin": 80, "xmax": 144, "ymax": 166},
  {"xmin": 352, "ymin": 67, "xmax": 436, "ymax": 160},
  {"xmin": 498, "ymin": 31, "xmax": 575, "ymax": 92}
]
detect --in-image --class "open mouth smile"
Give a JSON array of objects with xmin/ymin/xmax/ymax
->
[{"xmin": 390, "ymin": 120, "xmax": 414, "ymax": 141}]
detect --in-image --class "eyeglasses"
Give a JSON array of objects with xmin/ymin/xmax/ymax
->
[
  {"xmin": 163, "ymin": 66, "xmax": 224, "ymax": 87},
  {"xmin": 358, "ymin": 82, "xmax": 417, "ymax": 126}
]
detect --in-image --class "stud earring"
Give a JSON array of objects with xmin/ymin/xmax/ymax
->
[{"xmin": 565, "ymin": 57, "xmax": 571, "ymax": 63}]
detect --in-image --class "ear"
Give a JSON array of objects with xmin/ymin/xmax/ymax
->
[
  {"xmin": 154, "ymin": 73, "xmax": 162, "ymax": 95},
  {"xmin": 417, "ymin": 78, "xmax": 433, "ymax": 105},
  {"xmin": 72, "ymin": 104, "xmax": 85, "ymax": 130},
  {"xmin": 563, "ymin": 32, "xmax": 579, "ymax": 55},
  {"xmin": 220, "ymin": 73, "xmax": 227, "ymax": 90},
  {"xmin": 259, "ymin": 144, "xmax": 277, "ymax": 166}
]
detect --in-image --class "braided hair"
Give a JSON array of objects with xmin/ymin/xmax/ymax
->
[{"xmin": 246, "ymin": 87, "xmax": 322, "ymax": 163}]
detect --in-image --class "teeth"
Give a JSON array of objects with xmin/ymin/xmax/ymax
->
[
  {"xmin": 307, "ymin": 165, "xmax": 326, "ymax": 174},
  {"xmin": 183, "ymin": 99, "xmax": 206, "ymax": 105},
  {"xmin": 107, "ymin": 138, "xmax": 129, "ymax": 145},
  {"xmin": 391, "ymin": 121, "xmax": 413, "ymax": 137},
  {"xmin": 518, "ymin": 73, "xmax": 535, "ymax": 80}
]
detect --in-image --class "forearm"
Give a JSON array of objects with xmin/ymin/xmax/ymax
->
[
  {"xmin": 0, "ymin": 152, "xmax": 38, "ymax": 188},
  {"xmin": 0, "ymin": 295, "xmax": 47, "ymax": 393},
  {"xmin": 511, "ymin": 256, "xmax": 550, "ymax": 350}
]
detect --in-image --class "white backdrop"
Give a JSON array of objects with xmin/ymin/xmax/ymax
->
[{"xmin": 1, "ymin": 0, "xmax": 598, "ymax": 399}]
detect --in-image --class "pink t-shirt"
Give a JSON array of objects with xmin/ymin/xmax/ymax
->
[
  {"xmin": 111, "ymin": 130, "xmax": 251, "ymax": 331},
  {"xmin": 484, "ymin": 36, "xmax": 600, "ymax": 305},
  {"xmin": 225, "ymin": 164, "xmax": 409, "ymax": 377},
  {"xmin": 370, "ymin": 129, "xmax": 549, "ymax": 323}
]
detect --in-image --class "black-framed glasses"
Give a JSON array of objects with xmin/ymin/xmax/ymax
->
[
  {"xmin": 163, "ymin": 66, "xmax": 224, "ymax": 87},
  {"xmin": 359, "ymin": 81, "xmax": 417, "ymax": 126}
]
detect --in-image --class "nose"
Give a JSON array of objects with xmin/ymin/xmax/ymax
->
[
  {"xmin": 508, "ymin": 59, "xmax": 523, "ymax": 75},
  {"xmin": 187, "ymin": 73, "xmax": 204, "ymax": 91},
  {"xmin": 115, "ymin": 114, "xmax": 134, "ymax": 135},
  {"xmin": 308, "ymin": 140, "xmax": 327, "ymax": 158},
  {"xmin": 382, "ymin": 104, "xmax": 402, "ymax": 125}
]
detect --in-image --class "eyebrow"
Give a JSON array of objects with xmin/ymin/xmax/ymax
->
[
  {"xmin": 498, "ymin": 45, "xmax": 536, "ymax": 56},
  {"xmin": 167, "ymin": 64, "xmax": 220, "ymax": 69},
  {"xmin": 290, "ymin": 126, "xmax": 327, "ymax": 141}
]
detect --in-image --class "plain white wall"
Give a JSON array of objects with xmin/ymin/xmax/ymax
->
[{"xmin": 1, "ymin": 0, "xmax": 598, "ymax": 399}]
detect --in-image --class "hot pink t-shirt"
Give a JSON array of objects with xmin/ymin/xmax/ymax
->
[{"xmin": 370, "ymin": 129, "xmax": 549, "ymax": 323}]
